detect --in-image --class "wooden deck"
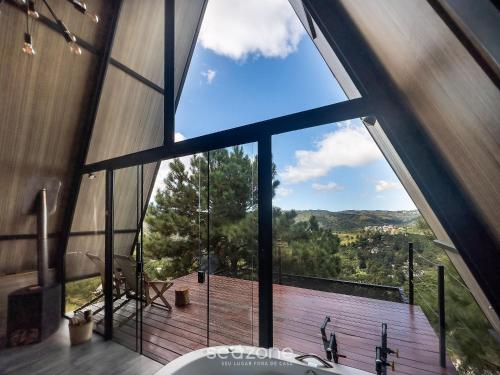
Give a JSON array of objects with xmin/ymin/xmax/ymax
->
[{"xmin": 103, "ymin": 272, "xmax": 456, "ymax": 375}]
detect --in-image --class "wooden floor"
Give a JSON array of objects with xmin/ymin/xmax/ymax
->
[
  {"xmin": 104, "ymin": 272, "xmax": 456, "ymax": 375},
  {"xmin": 0, "ymin": 321, "xmax": 162, "ymax": 375}
]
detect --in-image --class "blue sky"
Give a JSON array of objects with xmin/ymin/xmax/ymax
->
[{"xmin": 163, "ymin": 0, "xmax": 416, "ymax": 212}]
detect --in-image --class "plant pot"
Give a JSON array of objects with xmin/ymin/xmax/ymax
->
[{"xmin": 68, "ymin": 320, "xmax": 93, "ymax": 346}]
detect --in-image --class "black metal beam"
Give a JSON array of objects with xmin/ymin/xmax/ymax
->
[
  {"xmin": 127, "ymin": 0, "xmax": 209, "ymax": 259},
  {"xmin": 164, "ymin": 0, "xmax": 175, "ymax": 146},
  {"xmin": 81, "ymin": 97, "xmax": 370, "ymax": 173},
  {"xmin": 109, "ymin": 58, "xmax": 164, "ymax": 95},
  {"xmin": 0, "ymin": 233, "xmax": 59, "ymax": 241},
  {"xmin": 408, "ymin": 242, "xmax": 414, "ymax": 305},
  {"xmin": 104, "ymin": 169, "xmax": 114, "ymax": 340},
  {"xmin": 57, "ymin": 0, "xmax": 123, "ymax": 316},
  {"xmin": 303, "ymin": 0, "xmax": 500, "ymax": 316},
  {"xmin": 175, "ymin": 0, "xmax": 208, "ymax": 109},
  {"xmin": 0, "ymin": 229, "xmax": 135, "ymax": 242},
  {"xmin": 258, "ymin": 135, "xmax": 273, "ymax": 348},
  {"xmin": 437, "ymin": 265, "xmax": 446, "ymax": 367}
]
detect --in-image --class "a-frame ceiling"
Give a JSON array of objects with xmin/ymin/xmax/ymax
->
[{"xmin": 0, "ymin": 0, "xmax": 498, "ymax": 337}]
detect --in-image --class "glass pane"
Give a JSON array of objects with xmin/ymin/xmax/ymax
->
[
  {"xmin": 208, "ymin": 144, "xmax": 259, "ymax": 346},
  {"xmin": 175, "ymin": 0, "xmax": 348, "ymax": 140},
  {"xmin": 65, "ymin": 171, "xmax": 106, "ymax": 335},
  {"xmin": 271, "ymin": 120, "xmax": 441, "ymax": 373},
  {"xmin": 140, "ymin": 154, "xmax": 209, "ymax": 363},
  {"xmin": 112, "ymin": 166, "xmax": 142, "ymax": 351}
]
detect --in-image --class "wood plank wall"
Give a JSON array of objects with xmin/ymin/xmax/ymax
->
[{"xmin": 0, "ymin": 0, "xmax": 111, "ymax": 335}]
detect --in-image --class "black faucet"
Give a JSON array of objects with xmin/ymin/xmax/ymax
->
[
  {"xmin": 375, "ymin": 323, "xmax": 399, "ymax": 375},
  {"xmin": 320, "ymin": 316, "xmax": 346, "ymax": 363}
]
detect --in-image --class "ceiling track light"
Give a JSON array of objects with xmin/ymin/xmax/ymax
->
[{"xmin": 18, "ymin": 0, "xmax": 99, "ymax": 57}]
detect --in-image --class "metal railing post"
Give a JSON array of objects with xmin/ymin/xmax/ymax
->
[
  {"xmin": 278, "ymin": 242, "xmax": 283, "ymax": 285},
  {"xmin": 408, "ymin": 242, "xmax": 414, "ymax": 305},
  {"xmin": 438, "ymin": 265, "xmax": 446, "ymax": 368}
]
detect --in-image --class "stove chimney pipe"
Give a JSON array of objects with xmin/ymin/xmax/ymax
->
[{"xmin": 37, "ymin": 188, "xmax": 48, "ymax": 287}]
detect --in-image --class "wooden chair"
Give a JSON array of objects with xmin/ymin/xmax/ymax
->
[
  {"xmin": 114, "ymin": 254, "xmax": 173, "ymax": 311},
  {"xmin": 86, "ymin": 252, "xmax": 123, "ymax": 298},
  {"xmin": 73, "ymin": 253, "xmax": 126, "ymax": 318}
]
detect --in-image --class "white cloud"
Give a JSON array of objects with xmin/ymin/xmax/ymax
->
[
  {"xmin": 201, "ymin": 69, "xmax": 217, "ymax": 84},
  {"xmin": 375, "ymin": 180, "xmax": 401, "ymax": 192},
  {"xmin": 198, "ymin": 0, "xmax": 305, "ymax": 60},
  {"xmin": 174, "ymin": 132, "xmax": 186, "ymax": 142},
  {"xmin": 312, "ymin": 182, "xmax": 343, "ymax": 191},
  {"xmin": 276, "ymin": 186, "xmax": 293, "ymax": 197},
  {"xmin": 151, "ymin": 133, "xmax": 189, "ymax": 198},
  {"xmin": 280, "ymin": 125, "xmax": 384, "ymax": 184}
]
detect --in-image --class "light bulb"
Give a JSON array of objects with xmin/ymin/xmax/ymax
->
[
  {"xmin": 27, "ymin": 9, "xmax": 39, "ymax": 18},
  {"xmin": 72, "ymin": 1, "xmax": 99, "ymax": 23},
  {"xmin": 22, "ymin": 33, "xmax": 35, "ymax": 56},
  {"xmin": 22, "ymin": 42, "xmax": 36, "ymax": 55},
  {"xmin": 27, "ymin": 0, "xmax": 39, "ymax": 18},
  {"xmin": 68, "ymin": 41, "xmax": 82, "ymax": 55},
  {"xmin": 86, "ymin": 11, "xmax": 99, "ymax": 23}
]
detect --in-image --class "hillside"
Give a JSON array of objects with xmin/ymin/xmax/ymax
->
[{"xmin": 294, "ymin": 209, "xmax": 420, "ymax": 231}]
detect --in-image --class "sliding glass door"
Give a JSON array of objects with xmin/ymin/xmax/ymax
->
[
  {"xmin": 101, "ymin": 144, "xmax": 261, "ymax": 362},
  {"xmin": 110, "ymin": 165, "xmax": 144, "ymax": 351},
  {"xmin": 207, "ymin": 144, "xmax": 259, "ymax": 347}
]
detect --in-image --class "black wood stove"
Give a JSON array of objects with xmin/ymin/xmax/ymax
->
[{"xmin": 6, "ymin": 189, "xmax": 61, "ymax": 347}]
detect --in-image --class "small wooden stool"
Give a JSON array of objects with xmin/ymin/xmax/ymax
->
[{"xmin": 175, "ymin": 287, "xmax": 190, "ymax": 307}]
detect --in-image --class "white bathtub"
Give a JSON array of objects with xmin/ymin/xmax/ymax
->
[{"xmin": 156, "ymin": 346, "xmax": 372, "ymax": 375}]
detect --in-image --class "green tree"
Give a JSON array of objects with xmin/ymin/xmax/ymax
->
[
  {"xmin": 144, "ymin": 146, "xmax": 279, "ymax": 278},
  {"xmin": 144, "ymin": 158, "xmax": 201, "ymax": 277}
]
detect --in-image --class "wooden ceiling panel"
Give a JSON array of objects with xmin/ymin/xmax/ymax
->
[
  {"xmin": 114, "ymin": 167, "xmax": 139, "ymax": 231},
  {"xmin": 70, "ymin": 171, "xmax": 105, "ymax": 232},
  {"xmin": 113, "ymin": 233, "xmax": 136, "ymax": 257},
  {"xmin": 65, "ymin": 235, "xmax": 104, "ymax": 280},
  {"xmin": 111, "ymin": 0, "xmax": 207, "ymax": 95},
  {"xmin": 0, "ymin": 5, "xmax": 99, "ymax": 236},
  {"xmin": 85, "ymin": 66, "xmax": 164, "ymax": 164},
  {"xmin": 65, "ymin": 162, "xmax": 157, "ymax": 279},
  {"xmin": 111, "ymin": 0, "xmax": 164, "ymax": 87}
]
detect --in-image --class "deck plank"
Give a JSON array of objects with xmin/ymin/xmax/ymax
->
[{"xmin": 110, "ymin": 272, "xmax": 456, "ymax": 375}]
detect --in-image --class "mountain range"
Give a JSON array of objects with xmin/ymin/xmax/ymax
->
[{"xmin": 294, "ymin": 209, "xmax": 420, "ymax": 231}]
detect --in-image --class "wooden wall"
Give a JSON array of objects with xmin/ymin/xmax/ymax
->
[
  {"xmin": 0, "ymin": 1, "xmax": 111, "ymax": 273},
  {"xmin": 0, "ymin": 0, "xmax": 111, "ymax": 336}
]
